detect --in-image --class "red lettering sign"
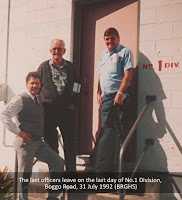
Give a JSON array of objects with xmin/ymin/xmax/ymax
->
[{"xmin": 143, "ymin": 61, "xmax": 180, "ymax": 71}]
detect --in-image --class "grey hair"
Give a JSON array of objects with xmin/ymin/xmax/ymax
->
[{"xmin": 50, "ymin": 39, "xmax": 65, "ymax": 48}]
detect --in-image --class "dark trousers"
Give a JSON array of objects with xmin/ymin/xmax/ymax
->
[
  {"xmin": 43, "ymin": 103, "xmax": 76, "ymax": 172},
  {"xmin": 101, "ymin": 93, "xmax": 117, "ymax": 126},
  {"xmin": 90, "ymin": 92, "xmax": 129, "ymax": 171}
]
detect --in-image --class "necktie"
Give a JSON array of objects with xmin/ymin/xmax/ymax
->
[{"xmin": 34, "ymin": 96, "xmax": 38, "ymax": 104}]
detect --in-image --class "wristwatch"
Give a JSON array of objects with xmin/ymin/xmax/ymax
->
[{"xmin": 117, "ymin": 91, "xmax": 123, "ymax": 95}]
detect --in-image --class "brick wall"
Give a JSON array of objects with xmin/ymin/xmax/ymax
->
[
  {"xmin": 1, "ymin": 0, "xmax": 182, "ymax": 176},
  {"xmin": 138, "ymin": 0, "xmax": 182, "ymax": 173},
  {"xmin": 0, "ymin": 0, "xmax": 73, "ymax": 170}
]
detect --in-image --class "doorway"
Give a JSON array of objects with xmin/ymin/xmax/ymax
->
[{"xmin": 73, "ymin": 0, "xmax": 138, "ymax": 160}]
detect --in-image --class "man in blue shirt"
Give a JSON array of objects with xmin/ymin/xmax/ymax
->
[
  {"xmin": 97, "ymin": 27, "xmax": 134, "ymax": 126},
  {"xmin": 91, "ymin": 28, "xmax": 134, "ymax": 172}
]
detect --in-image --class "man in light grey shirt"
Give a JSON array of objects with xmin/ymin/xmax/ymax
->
[{"xmin": 0, "ymin": 72, "xmax": 64, "ymax": 200}]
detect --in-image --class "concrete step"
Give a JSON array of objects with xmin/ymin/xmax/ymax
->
[
  {"xmin": 28, "ymin": 180, "xmax": 155, "ymax": 200},
  {"xmin": 27, "ymin": 192, "xmax": 154, "ymax": 200},
  {"xmin": 28, "ymin": 193, "xmax": 47, "ymax": 200},
  {"xmin": 29, "ymin": 155, "xmax": 157, "ymax": 200},
  {"xmin": 32, "ymin": 156, "xmax": 93, "ymax": 174},
  {"xmin": 87, "ymin": 193, "xmax": 154, "ymax": 200},
  {"xmin": 77, "ymin": 154, "xmax": 90, "ymax": 166},
  {"xmin": 32, "ymin": 154, "xmax": 91, "ymax": 173}
]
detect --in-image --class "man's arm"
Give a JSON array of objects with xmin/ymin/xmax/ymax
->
[
  {"xmin": 0, "ymin": 96, "xmax": 32, "ymax": 142},
  {"xmin": 113, "ymin": 68, "xmax": 132, "ymax": 105},
  {"xmin": 97, "ymin": 73, "xmax": 102, "ymax": 106}
]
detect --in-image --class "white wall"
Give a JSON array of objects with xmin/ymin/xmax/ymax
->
[
  {"xmin": 138, "ymin": 1, "xmax": 182, "ymax": 198},
  {"xmin": 0, "ymin": 0, "xmax": 73, "ymax": 170},
  {"xmin": 138, "ymin": 0, "xmax": 182, "ymax": 173}
]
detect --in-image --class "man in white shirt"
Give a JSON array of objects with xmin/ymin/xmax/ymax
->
[{"xmin": 0, "ymin": 72, "xmax": 64, "ymax": 200}]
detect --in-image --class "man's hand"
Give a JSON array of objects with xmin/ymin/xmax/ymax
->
[
  {"xmin": 97, "ymin": 93, "xmax": 102, "ymax": 106},
  {"xmin": 113, "ymin": 93, "xmax": 124, "ymax": 105},
  {"xmin": 18, "ymin": 131, "xmax": 32, "ymax": 143}
]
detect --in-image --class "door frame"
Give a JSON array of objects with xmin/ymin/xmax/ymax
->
[
  {"xmin": 72, "ymin": 0, "xmax": 140, "ymax": 69},
  {"xmin": 72, "ymin": 0, "xmax": 128, "ymax": 73},
  {"xmin": 73, "ymin": 0, "xmax": 113, "ymax": 154},
  {"xmin": 72, "ymin": 0, "xmax": 139, "ymax": 158}
]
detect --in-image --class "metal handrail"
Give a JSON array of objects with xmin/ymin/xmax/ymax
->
[
  {"xmin": 14, "ymin": 153, "xmax": 18, "ymax": 200},
  {"xmin": 122, "ymin": 139, "xmax": 154, "ymax": 199},
  {"xmin": 119, "ymin": 96, "xmax": 156, "ymax": 200}
]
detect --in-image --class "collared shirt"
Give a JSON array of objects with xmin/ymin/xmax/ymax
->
[
  {"xmin": 0, "ymin": 90, "xmax": 39, "ymax": 135},
  {"xmin": 49, "ymin": 59, "xmax": 68, "ymax": 96},
  {"xmin": 97, "ymin": 44, "xmax": 134, "ymax": 95}
]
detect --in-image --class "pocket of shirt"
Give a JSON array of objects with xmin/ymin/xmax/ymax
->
[{"xmin": 109, "ymin": 61, "xmax": 122, "ymax": 75}]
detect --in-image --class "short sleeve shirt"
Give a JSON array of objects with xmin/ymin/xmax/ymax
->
[{"xmin": 97, "ymin": 44, "xmax": 134, "ymax": 95}]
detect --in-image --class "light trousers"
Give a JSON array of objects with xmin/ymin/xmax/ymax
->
[{"xmin": 14, "ymin": 136, "xmax": 64, "ymax": 200}]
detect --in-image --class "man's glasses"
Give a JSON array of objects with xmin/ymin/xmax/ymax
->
[{"xmin": 52, "ymin": 47, "xmax": 64, "ymax": 52}]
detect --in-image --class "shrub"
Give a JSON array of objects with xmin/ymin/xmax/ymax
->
[{"xmin": 0, "ymin": 166, "xmax": 13, "ymax": 200}]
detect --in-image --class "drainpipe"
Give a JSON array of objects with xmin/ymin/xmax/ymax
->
[{"xmin": 3, "ymin": 0, "xmax": 11, "ymax": 147}]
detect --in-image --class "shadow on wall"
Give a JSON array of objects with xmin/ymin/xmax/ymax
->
[
  {"xmin": 7, "ymin": 86, "xmax": 15, "ymax": 103},
  {"xmin": 139, "ymin": 52, "xmax": 181, "ymax": 199},
  {"xmin": 2, "ymin": 86, "xmax": 15, "ymax": 147}
]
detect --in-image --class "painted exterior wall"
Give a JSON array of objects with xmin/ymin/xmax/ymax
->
[
  {"xmin": 0, "ymin": 0, "xmax": 73, "ymax": 170},
  {"xmin": 138, "ymin": 1, "xmax": 182, "ymax": 199},
  {"xmin": 0, "ymin": 0, "xmax": 181, "ymax": 190},
  {"xmin": 138, "ymin": 0, "xmax": 182, "ymax": 173}
]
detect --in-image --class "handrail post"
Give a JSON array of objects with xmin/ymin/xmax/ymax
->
[
  {"xmin": 122, "ymin": 139, "xmax": 154, "ymax": 197},
  {"xmin": 119, "ymin": 96, "xmax": 156, "ymax": 200},
  {"xmin": 14, "ymin": 152, "xmax": 18, "ymax": 200}
]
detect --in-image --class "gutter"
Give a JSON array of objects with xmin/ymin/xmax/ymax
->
[{"xmin": 3, "ymin": 0, "xmax": 12, "ymax": 147}]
